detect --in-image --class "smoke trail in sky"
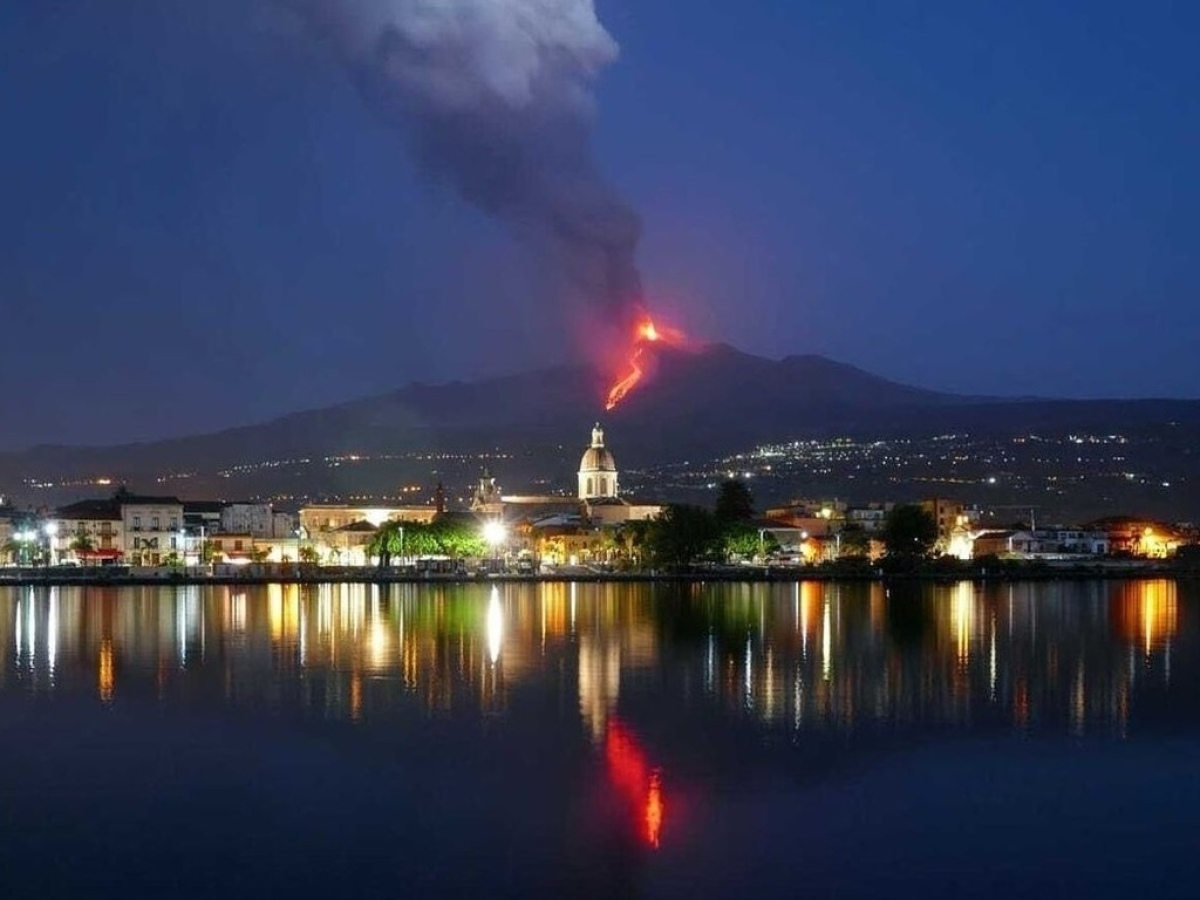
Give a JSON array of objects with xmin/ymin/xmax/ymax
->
[{"xmin": 279, "ymin": 0, "xmax": 642, "ymax": 316}]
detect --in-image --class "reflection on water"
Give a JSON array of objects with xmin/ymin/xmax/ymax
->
[
  {"xmin": 0, "ymin": 580, "xmax": 1190, "ymax": 740},
  {"xmin": 1, "ymin": 578, "xmax": 1198, "ymax": 897}
]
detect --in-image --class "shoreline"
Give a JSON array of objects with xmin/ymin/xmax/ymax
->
[{"xmin": 1, "ymin": 563, "xmax": 1196, "ymax": 588}]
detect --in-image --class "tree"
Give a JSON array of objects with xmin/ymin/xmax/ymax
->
[
  {"xmin": 715, "ymin": 479, "xmax": 755, "ymax": 524},
  {"xmin": 369, "ymin": 522, "xmax": 406, "ymax": 567},
  {"xmin": 70, "ymin": 532, "xmax": 94, "ymax": 563},
  {"xmin": 429, "ymin": 516, "xmax": 487, "ymax": 558},
  {"xmin": 722, "ymin": 522, "xmax": 778, "ymax": 560},
  {"xmin": 616, "ymin": 520, "xmax": 651, "ymax": 568},
  {"xmin": 837, "ymin": 523, "xmax": 871, "ymax": 557},
  {"xmin": 645, "ymin": 504, "xmax": 722, "ymax": 570},
  {"xmin": 298, "ymin": 545, "xmax": 319, "ymax": 564},
  {"xmin": 881, "ymin": 505, "xmax": 938, "ymax": 558}
]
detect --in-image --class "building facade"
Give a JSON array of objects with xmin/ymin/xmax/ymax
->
[
  {"xmin": 52, "ymin": 499, "xmax": 125, "ymax": 565},
  {"xmin": 120, "ymin": 494, "xmax": 185, "ymax": 566}
]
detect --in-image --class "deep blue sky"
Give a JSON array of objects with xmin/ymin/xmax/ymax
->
[{"xmin": 1, "ymin": 1, "xmax": 1197, "ymax": 449}]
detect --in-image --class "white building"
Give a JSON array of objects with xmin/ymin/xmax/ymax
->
[
  {"xmin": 221, "ymin": 502, "xmax": 275, "ymax": 538},
  {"xmin": 50, "ymin": 498, "xmax": 125, "ymax": 565},
  {"xmin": 120, "ymin": 493, "xmax": 185, "ymax": 566}
]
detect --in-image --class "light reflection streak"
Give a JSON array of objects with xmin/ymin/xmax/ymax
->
[
  {"xmin": 952, "ymin": 582, "xmax": 974, "ymax": 665},
  {"xmin": 47, "ymin": 590, "xmax": 58, "ymax": 680},
  {"xmin": 98, "ymin": 639, "xmax": 115, "ymax": 704},
  {"xmin": 487, "ymin": 588, "xmax": 503, "ymax": 666},
  {"xmin": 821, "ymin": 597, "xmax": 831, "ymax": 681},
  {"xmin": 0, "ymin": 580, "xmax": 1184, "ymax": 738}
]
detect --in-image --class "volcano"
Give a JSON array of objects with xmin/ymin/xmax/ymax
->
[{"xmin": 2, "ymin": 343, "xmax": 1199, "ymax": 505}]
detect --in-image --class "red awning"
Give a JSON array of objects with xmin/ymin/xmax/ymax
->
[{"xmin": 77, "ymin": 548, "xmax": 123, "ymax": 559}]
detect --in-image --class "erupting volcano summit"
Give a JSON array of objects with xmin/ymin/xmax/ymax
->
[{"xmin": 604, "ymin": 311, "xmax": 690, "ymax": 410}]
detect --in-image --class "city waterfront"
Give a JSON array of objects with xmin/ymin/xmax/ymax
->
[{"xmin": 2, "ymin": 580, "xmax": 1198, "ymax": 898}]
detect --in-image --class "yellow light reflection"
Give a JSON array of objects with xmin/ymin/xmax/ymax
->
[
  {"xmin": 98, "ymin": 638, "xmax": 114, "ymax": 703},
  {"xmin": 951, "ymin": 582, "xmax": 975, "ymax": 665},
  {"xmin": 1113, "ymin": 580, "xmax": 1177, "ymax": 655},
  {"xmin": 487, "ymin": 588, "xmax": 503, "ymax": 666}
]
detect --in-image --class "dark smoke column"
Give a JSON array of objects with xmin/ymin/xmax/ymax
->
[{"xmin": 279, "ymin": 0, "xmax": 643, "ymax": 326}]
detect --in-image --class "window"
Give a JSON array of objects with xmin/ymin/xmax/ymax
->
[
  {"xmin": 169, "ymin": 518, "xmax": 177, "ymax": 530},
  {"xmin": 152, "ymin": 517, "xmax": 160, "ymax": 530},
  {"xmin": 133, "ymin": 515, "xmax": 141, "ymax": 530}
]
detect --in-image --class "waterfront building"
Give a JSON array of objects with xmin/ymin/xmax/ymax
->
[
  {"xmin": 204, "ymin": 533, "xmax": 256, "ymax": 563},
  {"xmin": 51, "ymin": 498, "xmax": 125, "ymax": 565},
  {"xmin": 1085, "ymin": 516, "xmax": 1182, "ymax": 558},
  {"xmin": 220, "ymin": 502, "xmax": 275, "ymax": 538},
  {"xmin": 183, "ymin": 501, "xmax": 223, "ymax": 538},
  {"xmin": 920, "ymin": 498, "xmax": 966, "ymax": 541},
  {"xmin": 298, "ymin": 504, "xmax": 436, "ymax": 535},
  {"xmin": 0, "ymin": 499, "xmax": 16, "ymax": 563},
  {"xmin": 119, "ymin": 492, "xmax": 185, "ymax": 566},
  {"xmin": 843, "ymin": 502, "xmax": 892, "ymax": 532},
  {"xmin": 272, "ymin": 510, "xmax": 298, "ymax": 539}
]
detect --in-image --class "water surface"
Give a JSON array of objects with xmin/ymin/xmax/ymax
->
[{"xmin": 1, "ymin": 580, "xmax": 1197, "ymax": 898}]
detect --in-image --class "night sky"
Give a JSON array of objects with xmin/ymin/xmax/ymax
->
[{"xmin": 2, "ymin": 1, "xmax": 1197, "ymax": 450}]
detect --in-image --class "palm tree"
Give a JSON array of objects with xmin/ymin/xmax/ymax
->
[{"xmin": 70, "ymin": 532, "xmax": 94, "ymax": 565}]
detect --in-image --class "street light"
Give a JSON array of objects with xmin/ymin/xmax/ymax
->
[
  {"xmin": 15, "ymin": 529, "xmax": 35, "ymax": 566},
  {"xmin": 483, "ymin": 521, "xmax": 506, "ymax": 572},
  {"xmin": 44, "ymin": 522, "xmax": 58, "ymax": 566}
]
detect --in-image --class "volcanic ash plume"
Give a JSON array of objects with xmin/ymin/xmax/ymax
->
[{"xmin": 279, "ymin": 0, "xmax": 643, "ymax": 316}]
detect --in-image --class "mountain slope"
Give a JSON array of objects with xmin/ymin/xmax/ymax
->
[{"xmin": 2, "ymin": 344, "xmax": 1199, "ymax": 505}]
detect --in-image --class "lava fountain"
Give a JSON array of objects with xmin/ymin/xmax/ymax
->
[{"xmin": 604, "ymin": 309, "xmax": 690, "ymax": 410}]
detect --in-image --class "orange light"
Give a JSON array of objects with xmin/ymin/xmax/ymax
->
[
  {"xmin": 645, "ymin": 771, "xmax": 663, "ymax": 849},
  {"xmin": 605, "ymin": 717, "xmax": 665, "ymax": 849},
  {"xmin": 605, "ymin": 345, "xmax": 648, "ymax": 411},
  {"xmin": 605, "ymin": 311, "xmax": 688, "ymax": 410}
]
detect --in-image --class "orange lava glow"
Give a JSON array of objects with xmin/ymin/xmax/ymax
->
[
  {"xmin": 605, "ymin": 717, "xmax": 665, "ymax": 849},
  {"xmin": 605, "ymin": 312, "xmax": 688, "ymax": 410}
]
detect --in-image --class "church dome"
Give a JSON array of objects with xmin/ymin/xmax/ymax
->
[
  {"xmin": 578, "ymin": 424, "xmax": 619, "ymax": 500},
  {"xmin": 580, "ymin": 446, "xmax": 616, "ymax": 473}
]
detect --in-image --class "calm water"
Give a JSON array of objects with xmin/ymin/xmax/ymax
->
[{"xmin": 1, "ymin": 580, "xmax": 1198, "ymax": 898}]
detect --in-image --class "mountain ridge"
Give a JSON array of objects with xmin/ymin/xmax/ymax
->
[{"xmin": 3, "ymin": 344, "xmax": 1200, "ymax": 511}]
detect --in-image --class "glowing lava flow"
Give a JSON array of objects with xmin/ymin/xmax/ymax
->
[
  {"xmin": 605, "ymin": 717, "xmax": 665, "ymax": 849},
  {"xmin": 605, "ymin": 314, "xmax": 687, "ymax": 411}
]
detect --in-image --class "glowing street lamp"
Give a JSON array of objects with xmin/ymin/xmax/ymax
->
[
  {"xmin": 44, "ymin": 521, "xmax": 59, "ymax": 566},
  {"xmin": 14, "ymin": 529, "xmax": 35, "ymax": 566},
  {"xmin": 483, "ymin": 520, "xmax": 507, "ymax": 571}
]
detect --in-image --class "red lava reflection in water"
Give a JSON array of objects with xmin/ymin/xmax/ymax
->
[{"xmin": 605, "ymin": 716, "xmax": 664, "ymax": 849}]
